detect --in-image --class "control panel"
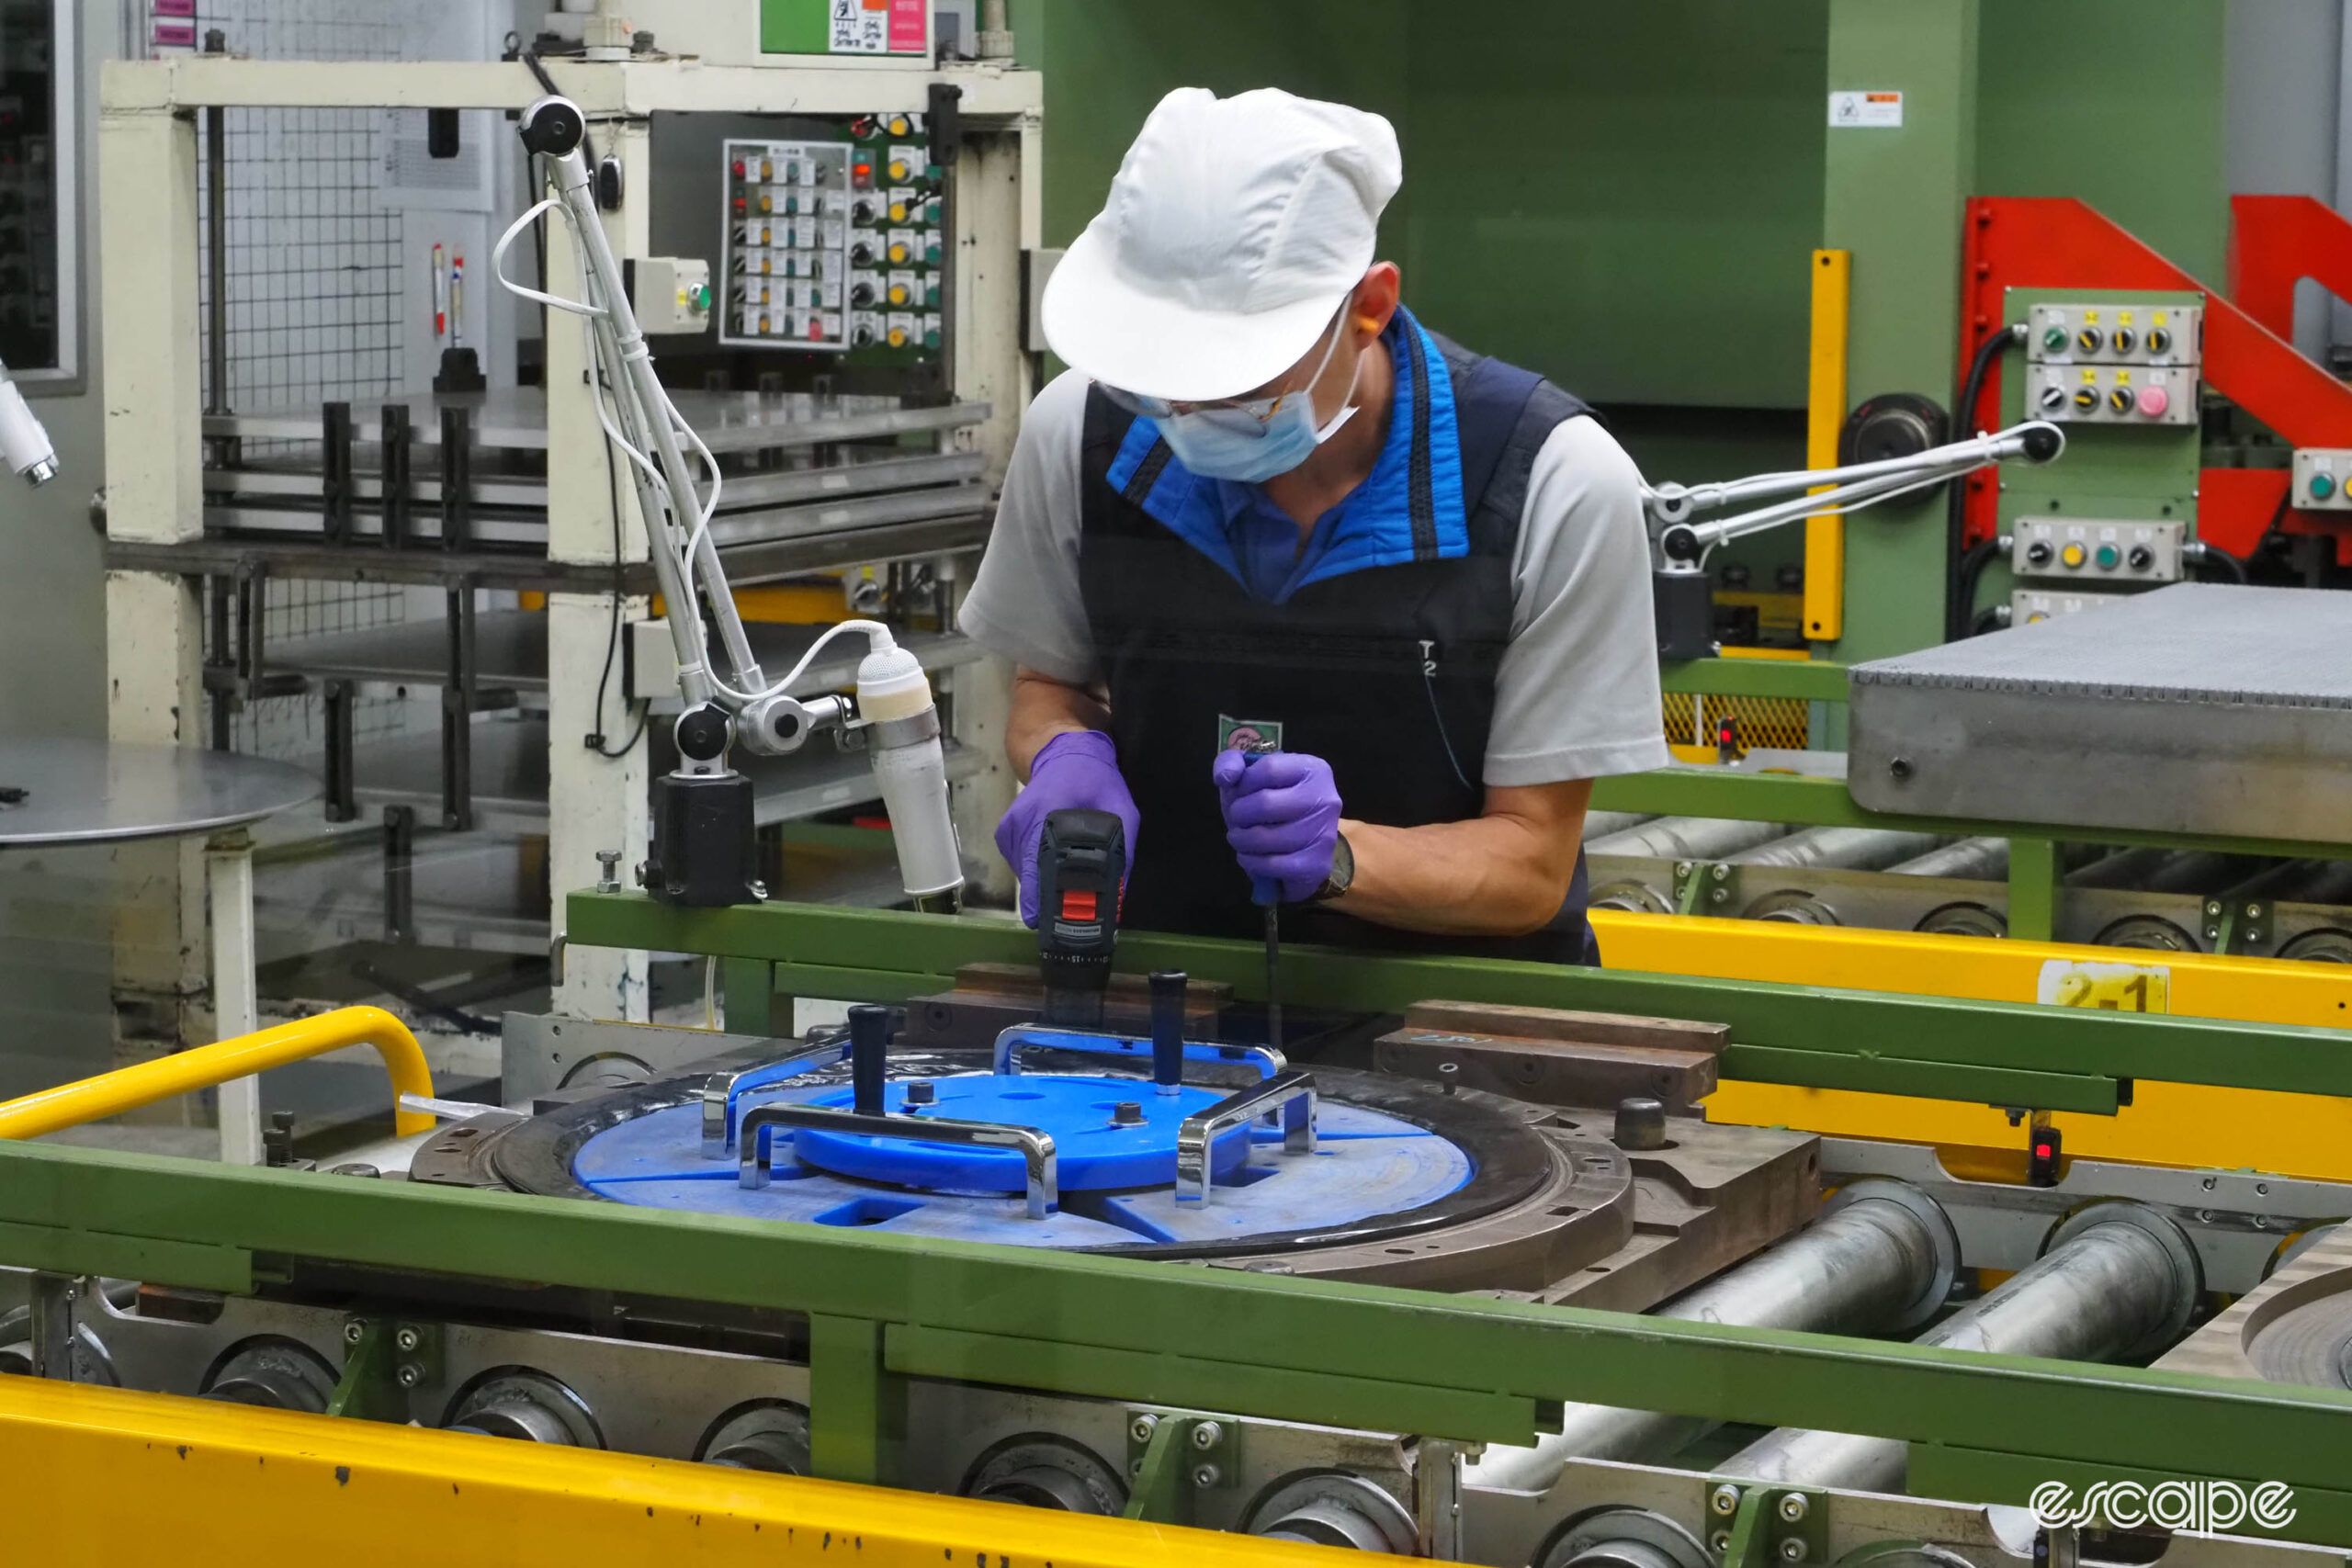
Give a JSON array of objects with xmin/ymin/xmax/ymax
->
[
  {"xmin": 2023, "ymin": 301, "xmax": 2201, "ymax": 426},
  {"xmin": 718, "ymin": 113, "xmax": 944, "ymax": 361},
  {"xmin": 2011, "ymin": 517, "xmax": 2185, "ymax": 583},
  {"xmin": 722, "ymin": 137, "xmax": 853, "ymax": 348},
  {"xmin": 2013, "ymin": 588, "xmax": 2130, "ymax": 624},
  {"xmin": 2290, "ymin": 448, "xmax": 2352, "ymax": 511}
]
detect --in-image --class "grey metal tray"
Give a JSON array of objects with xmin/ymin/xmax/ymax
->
[{"xmin": 1849, "ymin": 584, "xmax": 2352, "ymax": 841}]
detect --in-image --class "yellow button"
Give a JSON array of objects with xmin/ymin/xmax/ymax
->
[
  {"xmin": 758, "ymin": 195, "xmax": 772, "ymax": 214},
  {"xmin": 887, "ymin": 283, "xmax": 909, "ymax": 306},
  {"xmin": 888, "ymin": 159, "xmax": 910, "ymax": 182},
  {"xmin": 887, "ymin": 242, "xmax": 910, "ymax": 265},
  {"xmin": 888, "ymin": 200, "xmax": 908, "ymax": 222},
  {"xmin": 2060, "ymin": 543, "xmax": 2086, "ymax": 569},
  {"xmin": 886, "ymin": 115, "xmax": 910, "ymax": 136},
  {"xmin": 887, "ymin": 326, "xmax": 908, "ymax": 347}
]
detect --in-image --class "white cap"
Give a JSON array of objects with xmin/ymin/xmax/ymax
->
[{"xmin": 1041, "ymin": 86, "xmax": 1401, "ymax": 403}]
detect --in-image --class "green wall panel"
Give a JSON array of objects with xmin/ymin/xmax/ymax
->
[
  {"xmin": 1978, "ymin": 0, "xmax": 2229, "ymax": 284},
  {"xmin": 1018, "ymin": 0, "xmax": 1826, "ymax": 412}
]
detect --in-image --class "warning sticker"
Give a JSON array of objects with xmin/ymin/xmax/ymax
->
[
  {"xmin": 828, "ymin": 0, "xmax": 924, "ymax": 53},
  {"xmin": 1828, "ymin": 90, "xmax": 1905, "ymax": 128}
]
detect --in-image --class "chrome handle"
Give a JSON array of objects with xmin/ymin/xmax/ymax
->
[
  {"xmin": 1174, "ymin": 1068, "xmax": 1316, "ymax": 1206},
  {"xmin": 700, "ymin": 1034, "xmax": 850, "ymax": 1157},
  {"xmin": 989, "ymin": 1023, "xmax": 1283, "ymax": 1083},
  {"xmin": 736, "ymin": 1100, "xmax": 1059, "ymax": 1221}
]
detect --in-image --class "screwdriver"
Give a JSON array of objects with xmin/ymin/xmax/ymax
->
[{"xmin": 1240, "ymin": 743, "xmax": 1282, "ymax": 1052}]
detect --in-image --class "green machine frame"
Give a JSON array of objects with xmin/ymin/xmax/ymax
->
[{"xmin": 5, "ymin": 894, "xmax": 2352, "ymax": 1547}]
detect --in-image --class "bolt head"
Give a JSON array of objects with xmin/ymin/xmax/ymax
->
[
  {"xmin": 1712, "ymin": 863, "xmax": 1730, "ymax": 881},
  {"xmin": 1710, "ymin": 887, "xmax": 1730, "ymax": 904},
  {"xmin": 396, "ymin": 1363, "xmax": 424, "ymax": 1389},
  {"xmin": 1778, "ymin": 1493, "xmax": 1808, "ymax": 1523},
  {"xmin": 1781, "ymin": 1539, "xmax": 1808, "ymax": 1562},
  {"xmin": 394, "ymin": 1326, "xmax": 422, "ymax": 1353},
  {"xmin": 1712, "ymin": 1532, "xmax": 1735, "ymax": 1556},
  {"xmin": 1192, "ymin": 1463, "xmax": 1221, "ymax": 1488},
  {"xmin": 1712, "ymin": 1483, "xmax": 1743, "ymax": 1516},
  {"xmin": 343, "ymin": 1319, "xmax": 367, "ymax": 1345},
  {"xmin": 2248, "ymin": 904, "xmax": 2264, "ymax": 919},
  {"xmin": 1130, "ymin": 1415, "xmax": 1158, "ymax": 1444},
  {"xmin": 1191, "ymin": 1421, "xmax": 1222, "ymax": 1450},
  {"xmin": 1675, "ymin": 862, "xmax": 1693, "ymax": 878}
]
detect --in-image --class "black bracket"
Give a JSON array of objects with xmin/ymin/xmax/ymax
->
[
  {"xmin": 380, "ymin": 402, "xmax": 413, "ymax": 549},
  {"xmin": 322, "ymin": 401, "xmax": 355, "ymax": 545},
  {"xmin": 439, "ymin": 404, "xmax": 473, "ymax": 550},
  {"xmin": 382, "ymin": 805, "xmax": 416, "ymax": 944},
  {"xmin": 322, "ymin": 677, "xmax": 358, "ymax": 824},
  {"xmin": 441, "ymin": 576, "xmax": 477, "ymax": 831}
]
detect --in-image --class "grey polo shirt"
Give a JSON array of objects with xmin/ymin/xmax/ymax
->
[{"xmin": 960, "ymin": 368, "xmax": 1673, "ymax": 788}]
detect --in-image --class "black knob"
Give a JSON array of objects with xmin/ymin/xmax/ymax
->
[
  {"xmin": 2026, "ymin": 540, "xmax": 2053, "ymax": 566},
  {"xmin": 848, "ymin": 1004, "xmax": 890, "ymax": 1116},
  {"xmin": 674, "ymin": 705, "xmax": 731, "ymax": 763},
  {"xmin": 1613, "ymin": 1096, "xmax": 1668, "ymax": 1152},
  {"xmin": 2075, "ymin": 325, "xmax": 2104, "ymax": 354},
  {"xmin": 2147, "ymin": 326, "xmax": 2172, "ymax": 355},
  {"xmin": 1148, "ymin": 970, "xmax": 1186, "ymax": 1088},
  {"xmin": 2111, "ymin": 326, "xmax": 2136, "ymax": 354},
  {"xmin": 2127, "ymin": 545, "xmax": 2154, "ymax": 571},
  {"xmin": 1112, "ymin": 1101, "xmax": 1145, "ymax": 1126},
  {"xmin": 850, "ymin": 281, "xmax": 875, "ymax": 307},
  {"xmin": 2038, "ymin": 385, "xmax": 2066, "ymax": 412},
  {"xmin": 904, "ymin": 1079, "xmax": 935, "ymax": 1106},
  {"xmin": 518, "ymin": 96, "xmax": 586, "ymax": 158}
]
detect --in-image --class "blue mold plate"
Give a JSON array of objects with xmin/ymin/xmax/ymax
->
[
  {"xmin": 790, "ymin": 1074, "xmax": 1250, "ymax": 1192},
  {"xmin": 567, "ymin": 1074, "xmax": 1476, "ymax": 1249}
]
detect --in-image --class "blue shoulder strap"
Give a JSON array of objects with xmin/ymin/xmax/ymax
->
[{"xmin": 1447, "ymin": 352, "xmax": 1545, "ymax": 516}]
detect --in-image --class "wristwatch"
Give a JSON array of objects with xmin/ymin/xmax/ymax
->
[{"xmin": 1310, "ymin": 831, "xmax": 1354, "ymax": 903}]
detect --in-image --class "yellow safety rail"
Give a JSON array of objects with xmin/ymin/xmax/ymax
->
[
  {"xmin": 1596, "ymin": 911, "xmax": 2352, "ymax": 1181},
  {"xmin": 1803, "ymin": 247, "xmax": 1850, "ymax": 642},
  {"xmin": 0, "ymin": 1376, "xmax": 1358, "ymax": 1567},
  {"xmin": 0, "ymin": 1006, "xmax": 436, "ymax": 1141}
]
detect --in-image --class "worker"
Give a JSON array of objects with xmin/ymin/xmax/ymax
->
[{"xmin": 961, "ymin": 87, "xmax": 1668, "ymax": 964}]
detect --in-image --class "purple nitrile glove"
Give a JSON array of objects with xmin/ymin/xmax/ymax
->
[
  {"xmin": 993, "ymin": 729, "xmax": 1141, "ymax": 927},
  {"xmin": 1212, "ymin": 748, "xmax": 1343, "ymax": 905}
]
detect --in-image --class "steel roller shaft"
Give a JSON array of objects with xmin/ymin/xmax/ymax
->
[
  {"xmin": 1887, "ymin": 837, "xmax": 2010, "ymax": 880},
  {"xmin": 1728, "ymin": 827, "xmax": 1944, "ymax": 872},
  {"xmin": 1465, "ymin": 1185, "xmax": 1953, "ymax": 1491},
  {"xmin": 1717, "ymin": 1209, "xmax": 2200, "ymax": 1492},
  {"xmin": 1583, "ymin": 818, "xmax": 1792, "ymax": 863}
]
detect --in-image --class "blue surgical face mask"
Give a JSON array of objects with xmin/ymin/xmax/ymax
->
[{"xmin": 1150, "ymin": 322, "xmax": 1363, "ymax": 484}]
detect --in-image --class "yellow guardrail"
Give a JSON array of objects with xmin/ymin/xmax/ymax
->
[
  {"xmin": 0, "ymin": 1376, "xmax": 1351, "ymax": 1566},
  {"xmin": 0, "ymin": 1006, "xmax": 436, "ymax": 1141}
]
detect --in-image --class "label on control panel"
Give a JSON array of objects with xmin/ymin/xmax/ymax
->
[
  {"xmin": 2037, "ymin": 959, "xmax": 2169, "ymax": 1013},
  {"xmin": 1829, "ymin": 90, "xmax": 1903, "ymax": 127}
]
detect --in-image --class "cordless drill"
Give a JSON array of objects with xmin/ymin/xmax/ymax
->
[{"xmin": 1036, "ymin": 808, "xmax": 1126, "ymax": 1027}]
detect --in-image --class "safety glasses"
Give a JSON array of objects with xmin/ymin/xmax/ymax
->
[{"xmin": 1096, "ymin": 310, "xmax": 1346, "ymax": 436}]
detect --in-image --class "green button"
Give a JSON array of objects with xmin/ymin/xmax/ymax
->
[
  {"xmin": 691, "ymin": 285, "xmax": 709, "ymax": 310},
  {"xmin": 2094, "ymin": 544, "xmax": 2120, "ymax": 570},
  {"xmin": 2042, "ymin": 326, "xmax": 2068, "ymax": 353},
  {"xmin": 2312, "ymin": 472, "xmax": 2337, "ymax": 501}
]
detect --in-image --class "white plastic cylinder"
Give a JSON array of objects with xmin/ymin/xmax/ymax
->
[
  {"xmin": 858, "ymin": 642, "xmax": 965, "ymax": 899},
  {"xmin": 0, "ymin": 379, "xmax": 59, "ymax": 485}
]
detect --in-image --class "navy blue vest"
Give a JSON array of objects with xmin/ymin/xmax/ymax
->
[{"xmin": 1076, "ymin": 329, "xmax": 1600, "ymax": 964}]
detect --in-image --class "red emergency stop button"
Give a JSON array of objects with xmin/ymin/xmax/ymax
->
[
  {"xmin": 2136, "ymin": 385, "xmax": 2170, "ymax": 418},
  {"xmin": 1060, "ymin": 890, "xmax": 1099, "ymax": 921}
]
